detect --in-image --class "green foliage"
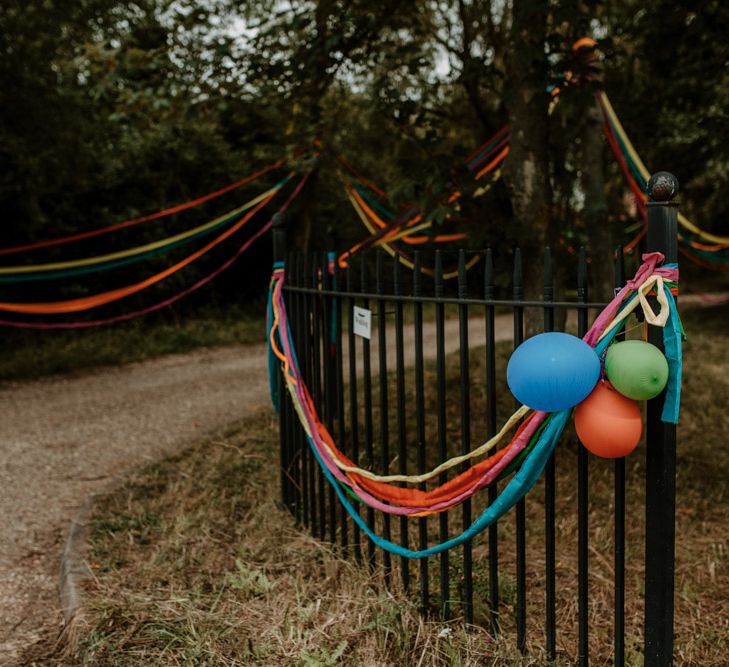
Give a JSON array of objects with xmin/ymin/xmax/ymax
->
[{"xmin": 1, "ymin": 0, "xmax": 727, "ymax": 340}]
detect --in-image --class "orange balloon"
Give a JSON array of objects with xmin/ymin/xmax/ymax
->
[{"xmin": 574, "ymin": 381, "xmax": 642, "ymax": 458}]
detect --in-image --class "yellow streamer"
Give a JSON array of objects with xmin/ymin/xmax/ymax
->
[
  {"xmin": 343, "ymin": 188, "xmax": 479, "ymax": 279},
  {"xmin": 600, "ymin": 92, "xmax": 729, "ymax": 245},
  {"xmin": 0, "ymin": 184, "xmax": 284, "ymax": 275},
  {"xmin": 280, "ymin": 271, "xmax": 671, "ymax": 485}
]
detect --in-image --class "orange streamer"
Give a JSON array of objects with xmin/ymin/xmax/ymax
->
[
  {"xmin": 0, "ymin": 159, "xmax": 286, "ymax": 257},
  {"xmin": 475, "ymin": 146, "xmax": 509, "ymax": 180},
  {"xmin": 349, "ymin": 185, "xmax": 463, "ymax": 246},
  {"xmin": 308, "ymin": 400, "xmax": 536, "ymax": 510},
  {"xmin": 0, "ymin": 189, "xmax": 279, "ymax": 314},
  {"xmin": 624, "ymin": 226, "xmax": 647, "ymax": 253}
]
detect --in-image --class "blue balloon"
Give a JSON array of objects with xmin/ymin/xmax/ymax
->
[{"xmin": 507, "ymin": 332, "xmax": 600, "ymax": 412}]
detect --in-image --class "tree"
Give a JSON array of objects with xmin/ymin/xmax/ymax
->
[{"xmin": 502, "ymin": 0, "xmax": 552, "ymax": 323}]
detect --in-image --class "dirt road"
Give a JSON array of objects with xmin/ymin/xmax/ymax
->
[{"xmin": 0, "ymin": 315, "xmax": 513, "ymax": 665}]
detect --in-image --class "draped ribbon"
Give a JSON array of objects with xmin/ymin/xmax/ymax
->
[
  {"xmin": 266, "ymin": 251, "xmax": 682, "ymax": 553},
  {"xmin": 0, "ymin": 172, "xmax": 311, "ymax": 328},
  {"xmin": 0, "ymin": 157, "xmax": 287, "ymax": 257},
  {"xmin": 0, "ymin": 180, "xmax": 290, "ymax": 277},
  {"xmin": 599, "ymin": 91, "xmax": 729, "ymax": 249}
]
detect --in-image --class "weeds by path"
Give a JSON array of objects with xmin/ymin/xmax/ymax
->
[
  {"xmin": 0, "ymin": 305, "xmax": 265, "ymax": 383},
  {"xmin": 52, "ymin": 305, "xmax": 729, "ymax": 666},
  {"xmin": 67, "ymin": 415, "xmax": 518, "ymax": 666}
]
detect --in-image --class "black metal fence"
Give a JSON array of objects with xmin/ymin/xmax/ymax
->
[{"xmin": 272, "ymin": 175, "xmax": 679, "ymax": 666}]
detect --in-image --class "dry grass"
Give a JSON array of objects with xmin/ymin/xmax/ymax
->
[
  {"xmin": 0, "ymin": 305, "xmax": 265, "ymax": 384},
  {"xmin": 61, "ymin": 416, "xmax": 520, "ymax": 666},
  {"xmin": 53, "ymin": 305, "xmax": 729, "ymax": 666}
]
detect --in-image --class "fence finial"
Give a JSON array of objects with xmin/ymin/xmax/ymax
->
[{"xmin": 647, "ymin": 172, "xmax": 679, "ymax": 202}]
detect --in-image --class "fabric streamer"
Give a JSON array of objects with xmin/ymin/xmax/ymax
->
[
  {"xmin": 0, "ymin": 195, "xmax": 276, "ymax": 315},
  {"xmin": 266, "ymin": 252, "xmax": 682, "ymax": 557},
  {"xmin": 0, "ymin": 172, "xmax": 311, "ymax": 329},
  {"xmin": 0, "ymin": 157, "xmax": 287, "ymax": 257},
  {"xmin": 599, "ymin": 91, "xmax": 729, "ymax": 251},
  {"xmin": 0, "ymin": 180, "xmax": 292, "ymax": 282},
  {"xmin": 338, "ymin": 177, "xmax": 480, "ymax": 279}
]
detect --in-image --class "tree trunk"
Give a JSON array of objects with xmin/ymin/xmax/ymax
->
[
  {"xmin": 581, "ymin": 100, "xmax": 614, "ymax": 301},
  {"xmin": 291, "ymin": 0, "xmax": 330, "ymax": 252},
  {"xmin": 502, "ymin": 0, "xmax": 552, "ymax": 334}
]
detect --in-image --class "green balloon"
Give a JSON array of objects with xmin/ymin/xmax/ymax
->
[{"xmin": 605, "ymin": 340, "xmax": 669, "ymax": 400}]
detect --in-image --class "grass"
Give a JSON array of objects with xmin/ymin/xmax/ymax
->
[
  {"xmin": 0, "ymin": 304, "xmax": 266, "ymax": 383},
  {"xmin": 48, "ymin": 415, "xmax": 509, "ymax": 666},
  {"xmin": 35, "ymin": 303, "xmax": 729, "ymax": 666},
  {"xmin": 0, "ymin": 299, "xmax": 460, "ymax": 385}
]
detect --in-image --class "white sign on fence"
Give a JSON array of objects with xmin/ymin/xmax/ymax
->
[{"xmin": 353, "ymin": 306, "xmax": 372, "ymax": 340}]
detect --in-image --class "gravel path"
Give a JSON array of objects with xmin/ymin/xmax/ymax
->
[{"xmin": 0, "ymin": 315, "xmax": 511, "ymax": 665}]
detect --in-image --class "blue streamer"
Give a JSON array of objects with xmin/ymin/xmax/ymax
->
[
  {"xmin": 269, "ymin": 271, "xmax": 644, "ymax": 558},
  {"xmin": 308, "ymin": 409, "xmax": 570, "ymax": 559},
  {"xmin": 661, "ymin": 283, "xmax": 683, "ymax": 424},
  {"xmin": 267, "ymin": 261, "xmax": 285, "ymax": 412}
]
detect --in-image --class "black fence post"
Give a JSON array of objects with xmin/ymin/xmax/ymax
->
[
  {"xmin": 325, "ymin": 227, "xmax": 338, "ymax": 424},
  {"xmin": 543, "ymin": 247, "xmax": 556, "ymax": 661},
  {"xmin": 644, "ymin": 172, "xmax": 679, "ymax": 667},
  {"xmin": 614, "ymin": 246, "xmax": 626, "ymax": 667},
  {"xmin": 577, "ymin": 247, "xmax": 589, "ymax": 667},
  {"xmin": 272, "ymin": 213, "xmax": 288, "ymax": 510}
]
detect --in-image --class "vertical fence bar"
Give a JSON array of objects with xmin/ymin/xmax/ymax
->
[
  {"xmin": 325, "ymin": 230, "xmax": 338, "ymax": 426},
  {"xmin": 434, "ymin": 251, "xmax": 450, "ymax": 618},
  {"xmin": 484, "ymin": 248, "xmax": 500, "ymax": 634},
  {"xmin": 335, "ymin": 261, "xmax": 349, "ymax": 554},
  {"xmin": 311, "ymin": 255, "xmax": 326, "ymax": 542},
  {"xmin": 394, "ymin": 255, "xmax": 410, "ymax": 591},
  {"xmin": 543, "ymin": 247, "xmax": 556, "ymax": 661},
  {"xmin": 280, "ymin": 313, "xmax": 291, "ymax": 511},
  {"xmin": 413, "ymin": 251, "xmax": 430, "ymax": 612},
  {"xmin": 457, "ymin": 250, "xmax": 474, "ymax": 624},
  {"xmin": 614, "ymin": 245, "xmax": 626, "ymax": 667},
  {"xmin": 644, "ymin": 172, "xmax": 679, "ymax": 667},
  {"xmin": 376, "ymin": 252, "xmax": 392, "ymax": 585},
  {"xmin": 285, "ymin": 253, "xmax": 304, "ymax": 526},
  {"xmin": 272, "ymin": 217, "xmax": 287, "ymax": 509},
  {"xmin": 577, "ymin": 246, "xmax": 589, "ymax": 666},
  {"xmin": 293, "ymin": 253, "xmax": 306, "ymax": 527},
  {"xmin": 322, "ymin": 252, "xmax": 338, "ymax": 545},
  {"xmin": 361, "ymin": 255, "xmax": 377, "ymax": 571},
  {"xmin": 303, "ymin": 254, "xmax": 317, "ymax": 536},
  {"xmin": 512, "ymin": 248, "xmax": 527, "ymax": 653},
  {"xmin": 347, "ymin": 263, "xmax": 363, "ymax": 563}
]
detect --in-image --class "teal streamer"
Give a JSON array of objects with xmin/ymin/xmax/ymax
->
[
  {"xmin": 270, "ymin": 264, "xmax": 675, "ymax": 557},
  {"xmin": 681, "ymin": 243, "xmax": 729, "ymax": 262},
  {"xmin": 0, "ymin": 176, "xmax": 292, "ymax": 283},
  {"xmin": 0, "ymin": 213, "xmax": 238, "ymax": 283},
  {"xmin": 267, "ymin": 264, "xmax": 285, "ymax": 412},
  {"xmin": 661, "ymin": 284, "xmax": 683, "ymax": 424},
  {"xmin": 352, "ymin": 183, "xmax": 395, "ymax": 220},
  {"xmin": 467, "ymin": 132, "xmax": 511, "ymax": 171},
  {"xmin": 281, "ymin": 303, "xmax": 620, "ymax": 558},
  {"xmin": 309, "ymin": 409, "xmax": 569, "ymax": 559}
]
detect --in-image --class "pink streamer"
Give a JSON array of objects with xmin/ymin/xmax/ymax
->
[
  {"xmin": 583, "ymin": 252, "xmax": 677, "ymax": 347},
  {"xmin": 275, "ymin": 275, "xmax": 545, "ymax": 515},
  {"xmin": 274, "ymin": 252, "xmax": 674, "ymax": 515},
  {"xmin": 0, "ymin": 172, "xmax": 311, "ymax": 330}
]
